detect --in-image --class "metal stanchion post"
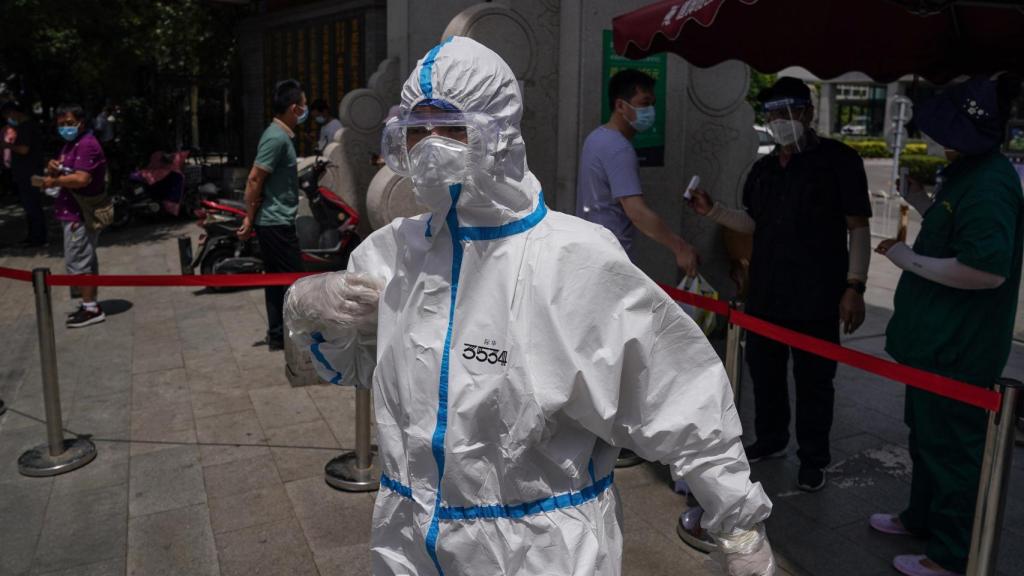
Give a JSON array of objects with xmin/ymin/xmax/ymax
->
[
  {"xmin": 178, "ymin": 236, "xmax": 194, "ymax": 275},
  {"xmin": 325, "ymin": 387, "xmax": 380, "ymax": 491},
  {"xmin": 18, "ymin": 268, "xmax": 97, "ymax": 477},
  {"xmin": 724, "ymin": 300, "xmax": 744, "ymax": 405},
  {"xmin": 966, "ymin": 378, "xmax": 1021, "ymax": 576}
]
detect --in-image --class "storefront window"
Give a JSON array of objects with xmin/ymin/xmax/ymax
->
[{"xmin": 834, "ymin": 82, "xmax": 887, "ymax": 137}]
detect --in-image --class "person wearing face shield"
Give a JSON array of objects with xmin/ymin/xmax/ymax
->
[
  {"xmin": 575, "ymin": 69, "xmax": 700, "ymax": 278},
  {"xmin": 284, "ymin": 36, "xmax": 775, "ymax": 575},
  {"xmin": 871, "ymin": 74, "xmax": 1022, "ymax": 576},
  {"xmin": 688, "ymin": 77, "xmax": 873, "ymax": 494},
  {"xmin": 237, "ymin": 79, "xmax": 308, "ymax": 351}
]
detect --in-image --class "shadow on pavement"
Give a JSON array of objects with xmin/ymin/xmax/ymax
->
[{"xmin": 98, "ymin": 299, "xmax": 133, "ymax": 315}]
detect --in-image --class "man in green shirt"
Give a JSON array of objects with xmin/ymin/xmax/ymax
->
[
  {"xmin": 872, "ymin": 74, "xmax": 1023, "ymax": 576},
  {"xmin": 237, "ymin": 79, "xmax": 308, "ymax": 350}
]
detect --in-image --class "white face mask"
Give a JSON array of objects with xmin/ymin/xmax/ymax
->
[
  {"xmin": 767, "ymin": 118, "xmax": 804, "ymax": 147},
  {"xmin": 408, "ymin": 135, "xmax": 470, "ymax": 210}
]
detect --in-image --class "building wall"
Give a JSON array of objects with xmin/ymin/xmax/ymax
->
[
  {"xmin": 558, "ymin": 0, "xmax": 756, "ymax": 290},
  {"xmin": 236, "ymin": 0, "xmax": 387, "ymax": 163},
  {"xmin": 388, "ymin": 0, "xmax": 756, "ymax": 292},
  {"xmin": 239, "ymin": 0, "xmax": 756, "ymax": 294}
]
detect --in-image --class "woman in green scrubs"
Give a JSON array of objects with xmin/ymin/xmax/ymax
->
[{"xmin": 872, "ymin": 74, "xmax": 1023, "ymax": 576}]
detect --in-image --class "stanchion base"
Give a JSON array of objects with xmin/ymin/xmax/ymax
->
[
  {"xmin": 18, "ymin": 437, "xmax": 97, "ymax": 477},
  {"xmin": 325, "ymin": 450, "xmax": 380, "ymax": 492},
  {"xmin": 616, "ymin": 449, "xmax": 644, "ymax": 468}
]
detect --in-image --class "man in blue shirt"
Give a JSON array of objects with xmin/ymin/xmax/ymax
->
[{"xmin": 575, "ymin": 69, "xmax": 698, "ymax": 276}]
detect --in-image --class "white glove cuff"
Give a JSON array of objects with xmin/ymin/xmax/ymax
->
[
  {"xmin": 885, "ymin": 242, "xmax": 1005, "ymax": 290},
  {"xmin": 707, "ymin": 202, "xmax": 756, "ymax": 234},
  {"xmin": 885, "ymin": 242, "xmax": 914, "ymax": 270},
  {"xmin": 847, "ymin": 225, "xmax": 871, "ymax": 282},
  {"xmin": 713, "ymin": 523, "xmax": 766, "ymax": 555}
]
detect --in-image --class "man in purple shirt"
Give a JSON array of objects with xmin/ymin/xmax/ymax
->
[
  {"xmin": 575, "ymin": 69, "xmax": 698, "ymax": 276},
  {"xmin": 39, "ymin": 103, "xmax": 107, "ymax": 328}
]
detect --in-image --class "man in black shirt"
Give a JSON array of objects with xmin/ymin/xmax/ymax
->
[
  {"xmin": 1, "ymin": 101, "xmax": 47, "ymax": 246},
  {"xmin": 689, "ymin": 77, "xmax": 872, "ymax": 492}
]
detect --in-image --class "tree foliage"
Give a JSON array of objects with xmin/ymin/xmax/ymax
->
[
  {"xmin": 0, "ymin": 0, "xmax": 246, "ymax": 161},
  {"xmin": 747, "ymin": 69, "xmax": 777, "ymax": 125},
  {"xmin": 1, "ymin": 0, "xmax": 243, "ymax": 105}
]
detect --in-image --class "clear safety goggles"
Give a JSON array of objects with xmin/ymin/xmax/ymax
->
[{"xmin": 380, "ymin": 110, "xmax": 500, "ymax": 177}]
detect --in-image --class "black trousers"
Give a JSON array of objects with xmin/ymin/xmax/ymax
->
[
  {"xmin": 745, "ymin": 315, "xmax": 839, "ymax": 469},
  {"xmin": 255, "ymin": 225, "xmax": 302, "ymax": 343}
]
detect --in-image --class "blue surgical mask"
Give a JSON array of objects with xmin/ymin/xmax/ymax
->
[
  {"xmin": 6, "ymin": 117, "xmax": 18, "ymax": 127},
  {"xmin": 58, "ymin": 125, "xmax": 80, "ymax": 142},
  {"xmin": 314, "ymin": 115, "xmax": 326, "ymax": 125},
  {"xmin": 627, "ymin": 103, "xmax": 656, "ymax": 133},
  {"xmin": 296, "ymin": 106, "xmax": 309, "ymax": 125}
]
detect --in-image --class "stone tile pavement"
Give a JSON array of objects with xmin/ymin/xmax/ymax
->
[
  {"xmin": 1, "ymin": 194, "xmax": 1021, "ymax": 575},
  {"xmin": 0, "ymin": 215, "xmax": 743, "ymax": 576},
  {"xmin": 732, "ymin": 207, "xmax": 1024, "ymax": 576}
]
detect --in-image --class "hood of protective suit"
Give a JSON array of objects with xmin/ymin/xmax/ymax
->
[{"xmin": 401, "ymin": 36, "xmax": 539, "ymax": 231}]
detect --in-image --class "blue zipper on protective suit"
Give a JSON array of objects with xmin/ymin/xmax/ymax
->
[{"xmin": 423, "ymin": 184, "xmax": 553, "ymax": 575}]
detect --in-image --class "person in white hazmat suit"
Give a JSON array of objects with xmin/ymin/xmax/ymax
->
[{"xmin": 285, "ymin": 36, "xmax": 775, "ymax": 576}]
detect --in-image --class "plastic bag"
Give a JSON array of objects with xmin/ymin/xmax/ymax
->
[
  {"xmin": 677, "ymin": 274, "xmax": 719, "ymax": 336},
  {"xmin": 283, "ymin": 272, "xmax": 383, "ymax": 387}
]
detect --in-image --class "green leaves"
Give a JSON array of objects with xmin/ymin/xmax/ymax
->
[{"xmin": 0, "ymin": 0, "xmax": 241, "ymax": 104}]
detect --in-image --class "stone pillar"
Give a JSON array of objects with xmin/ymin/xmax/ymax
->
[{"xmin": 676, "ymin": 61, "xmax": 757, "ymax": 299}]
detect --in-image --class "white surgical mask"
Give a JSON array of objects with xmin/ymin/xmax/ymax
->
[
  {"xmin": 627, "ymin": 103, "xmax": 656, "ymax": 133},
  {"xmin": 408, "ymin": 135, "xmax": 469, "ymax": 210},
  {"xmin": 768, "ymin": 118, "xmax": 804, "ymax": 147}
]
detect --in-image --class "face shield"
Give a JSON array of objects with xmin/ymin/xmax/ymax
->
[
  {"xmin": 381, "ymin": 109, "xmax": 501, "ymax": 180},
  {"xmin": 764, "ymin": 98, "xmax": 809, "ymax": 152}
]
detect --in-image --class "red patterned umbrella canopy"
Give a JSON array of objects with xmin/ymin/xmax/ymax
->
[{"xmin": 612, "ymin": 0, "xmax": 1024, "ymax": 83}]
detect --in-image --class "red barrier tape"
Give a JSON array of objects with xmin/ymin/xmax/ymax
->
[
  {"xmin": 657, "ymin": 283, "xmax": 1001, "ymax": 412},
  {"xmin": 0, "ymin": 264, "xmax": 1006, "ymax": 411},
  {"xmin": 44, "ymin": 272, "xmax": 314, "ymax": 288},
  {"xmin": 730, "ymin": 310, "xmax": 1001, "ymax": 412},
  {"xmin": 0, "ymin": 266, "xmax": 33, "ymax": 282}
]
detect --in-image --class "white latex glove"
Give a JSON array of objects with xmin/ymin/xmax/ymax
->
[
  {"xmin": 284, "ymin": 272, "xmax": 384, "ymax": 387},
  {"xmin": 284, "ymin": 271, "xmax": 384, "ymax": 337},
  {"xmin": 711, "ymin": 524, "xmax": 776, "ymax": 576}
]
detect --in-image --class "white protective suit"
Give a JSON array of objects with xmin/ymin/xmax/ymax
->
[{"xmin": 288, "ymin": 36, "xmax": 772, "ymax": 575}]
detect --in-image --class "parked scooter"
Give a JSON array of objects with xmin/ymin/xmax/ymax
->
[
  {"xmin": 191, "ymin": 151, "xmax": 360, "ymax": 278},
  {"xmin": 111, "ymin": 150, "xmax": 197, "ymax": 228}
]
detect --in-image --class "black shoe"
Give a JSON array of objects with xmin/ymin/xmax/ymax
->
[
  {"xmin": 797, "ymin": 467, "xmax": 826, "ymax": 492},
  {"xmin": 744, "ymin": 441, "xmax": 787, "ymax": 463},
  {"xmin": 66, "ymin": 306, "xmax": 106, "ymax": 328},
  {"xmin": 268, "ymin": 339, "xmax": 284, "ymax": 351}
]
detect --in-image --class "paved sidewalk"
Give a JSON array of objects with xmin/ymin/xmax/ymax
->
[
  {"xmin": 0, "ymin": 214, "xmax": 744, "ymax": 575},
  {"xmin": 1, "ymin": 196, "xmax": 1021, "ymax": 575},
  {"xmin": 734, "ymin": 205, "xmax": 1024, "ymax": 576}
]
